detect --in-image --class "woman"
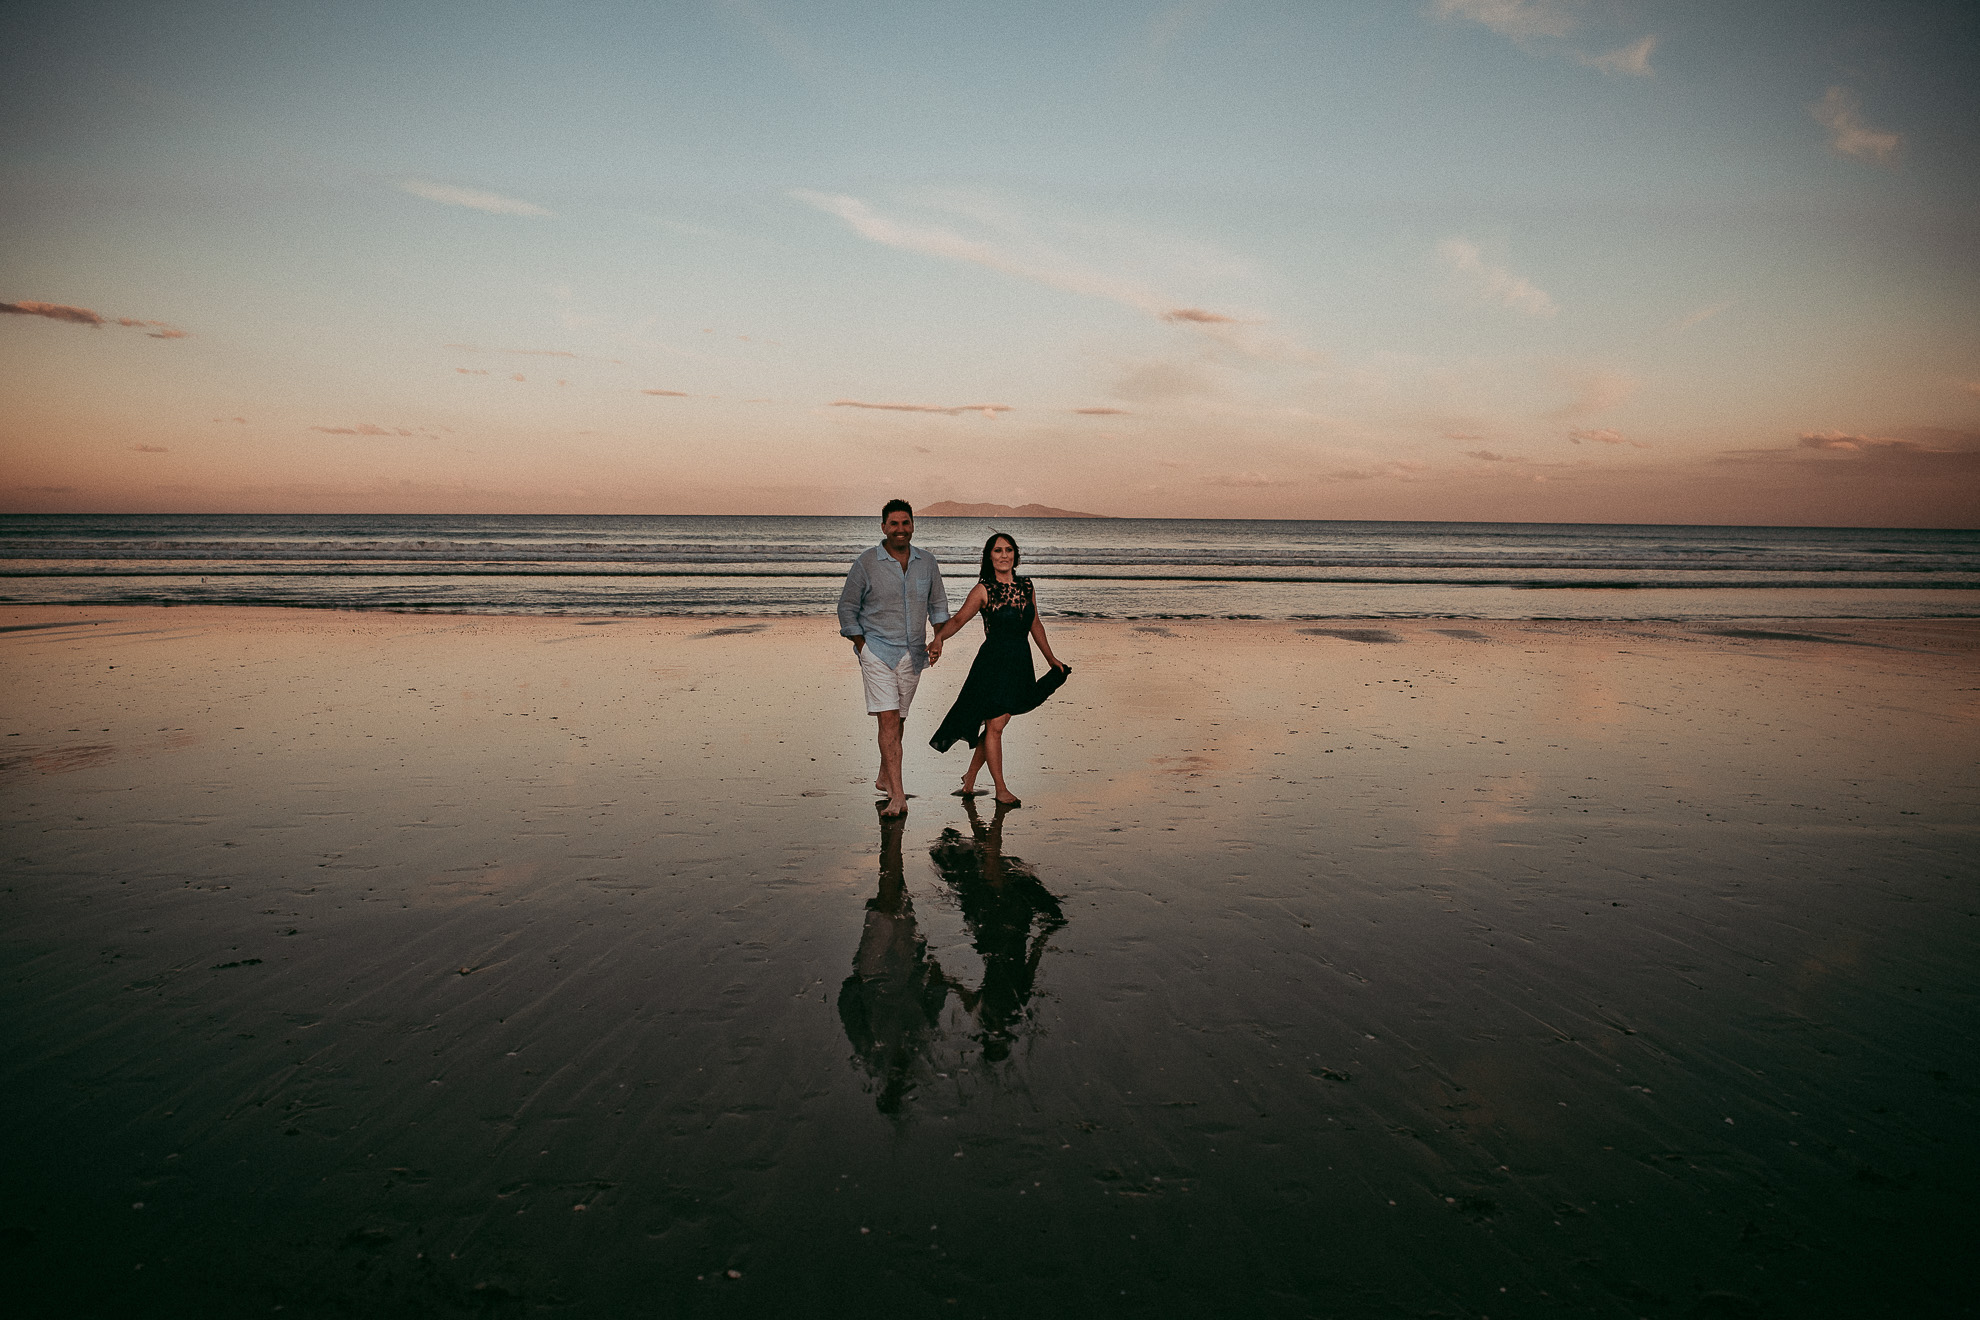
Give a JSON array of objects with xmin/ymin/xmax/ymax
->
[{"xmin": 926, "ymin": 532, "xmax": 1070, "ymax": 806}]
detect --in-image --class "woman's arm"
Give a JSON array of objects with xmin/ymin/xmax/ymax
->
[
  {"xmin": 1030, "ymin": 610, "xmax": 1065, "ymax": 670},
  {"xmin": 928, "ymin": 583, "xmax": 986, "ymax": 662}
]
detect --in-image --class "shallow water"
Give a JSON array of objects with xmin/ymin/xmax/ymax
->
[
  {"xmin": 2, "ymin": 612, "xmax": 1976, "ymax": 1316},
  {"xmin": 6, "ymin": 514, "xmax": 1977, "ymax": 620}
]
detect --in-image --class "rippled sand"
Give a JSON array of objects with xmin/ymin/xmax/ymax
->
[{"xmin": 3, "ymin": 607, "xmax": 1975, "ymax": 1316}]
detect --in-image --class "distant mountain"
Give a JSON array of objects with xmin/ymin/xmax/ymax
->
[{"xmin": 918, "ymin": 501, "xmax": 1112, "ymax": 519}]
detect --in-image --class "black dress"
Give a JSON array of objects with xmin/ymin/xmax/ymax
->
[{"xmin": 929, "ymin": 576, "xmax": 1070, "ymax": 754}]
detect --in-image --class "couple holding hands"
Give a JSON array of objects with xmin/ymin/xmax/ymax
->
[{"xmin": 838, "ymin": 499, "xmax": 1071, "ymax": 816}]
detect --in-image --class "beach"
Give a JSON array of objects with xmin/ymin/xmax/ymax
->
[{"xmin": 3, "ymin": 605, "xmax": 1976, "ymax": 1317}]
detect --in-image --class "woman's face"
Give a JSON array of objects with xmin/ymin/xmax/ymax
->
[{"xmin": 991, "ymin": 539, "xmax": 1016, "ymax": 572}]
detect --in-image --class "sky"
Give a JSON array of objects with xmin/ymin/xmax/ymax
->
[{"xmin": 2, "ymin": 0, "xmax": 1977, "ymax": 525}]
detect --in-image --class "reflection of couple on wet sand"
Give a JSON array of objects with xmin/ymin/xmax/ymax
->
[
  {"xmin": 838, "ymin": 797, "xmax": 1068, "ymax": 1113},
  {"xmin": 838, "ymin": 499, "xmax": 1070, "ymax": 815}
]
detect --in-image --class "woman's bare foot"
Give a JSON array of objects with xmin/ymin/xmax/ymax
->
[
  {"xmin": 954, "ymin": 775, "xmax": 985, "ymax": 798},
  {"xmin": 880, "ymin": 795, "xmax": 908, "ymax": 817},
  {"xmin": 994, "ymin": 792, "xmax": 1021, "ymax": 807}
]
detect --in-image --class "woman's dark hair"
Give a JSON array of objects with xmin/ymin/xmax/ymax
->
[
  {"xmin": 978, "ymin": 532, "xmax": 1020, "ymax": 584},
  {"xmin": 880, "ymin": 498, "xmax": 913, "ymax": 521}
]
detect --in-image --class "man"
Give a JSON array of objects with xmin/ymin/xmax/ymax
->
[{"xmin": 838, "ymin": 499, "xmax": 951, "ymax": 817}]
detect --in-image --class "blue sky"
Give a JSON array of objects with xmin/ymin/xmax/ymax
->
[{"xmin": 3, "ymin": 0, "xmax": 1976, "ymax": 523}]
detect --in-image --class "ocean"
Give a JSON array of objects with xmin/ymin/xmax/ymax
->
[{"xmin": 3, "ymin": 513, "xmax": 1976, "ymax": 619}]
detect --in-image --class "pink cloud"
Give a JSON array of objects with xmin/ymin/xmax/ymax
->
[
  {"xmin": 1718, "ymin": 429, "xmax": 1979, "ymax": 472},
  {"xmin": 1074, "ymin": 407, "xmax": 1130, "ymax": 415},
  {"xmin": 641, "ymin": 388, "xmax": 690, "ymax": 397},
  {"xmin": 309, "ymin": 423, "xmax": 393, "ymax": 436},
  {"xmin": 1443, "ymin": 430, "xmax": 1484, "ymax": 440},
  {"xmin": 1796, "ymin": 431, "xmax": 1947, "ymax": 454},
  {"xmin": 3, "ymin": 300, "xmax": 188, "ymax": 337},
  {"xmin": 132, "ymin": 444, "xmax": 169, "ymax": 453},
  {"xmin": 1465, "ymin": 449, "xmax": 1525, "ymax": 462},
  {"xmin": 117, "ymin": 317, "xmax": 190, "ymax": 338},
  {"xmin": 831, "ymin": 399, "xmax": 1012, "ymax": 418},
  {"xmin": 1162, "ymin": 307, "xmax": 1237, "ymax": 324},
  {"xmin": 456, "ymin": 367, "xmax": 490, "ymax": 375},
  {"xmin": 1811, "ymin": 88, "xmax": 1901, "ymax": 165},
  {"xmin": 3, "ymin": 300, "xmax": 105, "ymax": 325}
]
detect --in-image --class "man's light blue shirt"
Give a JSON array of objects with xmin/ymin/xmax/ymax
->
[{"xmin": 839, "ymin": 543, "xmax": 951, "ymax": 671}]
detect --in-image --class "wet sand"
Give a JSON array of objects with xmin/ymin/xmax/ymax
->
[{"xmin": 2, "ymin": 606, "xmax": 1976, "ymax": 1318}]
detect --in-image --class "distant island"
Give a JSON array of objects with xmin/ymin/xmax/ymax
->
[{"xmin": 918, "ymin": 501, "xmax": 1113, "ymax": 519}]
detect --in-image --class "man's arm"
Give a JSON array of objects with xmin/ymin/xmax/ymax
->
[
  {"xmin": 838, "ymin": 554, "xmax": 868, "ymax": 652},
  {"xmin": 925, "ymin": 559, "xmax": 951, "ymax": 628}
]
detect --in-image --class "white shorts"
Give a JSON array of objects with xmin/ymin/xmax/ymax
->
[{"xmin": 859, "ymin": 648, "xmax": 922, "ymax": 716}]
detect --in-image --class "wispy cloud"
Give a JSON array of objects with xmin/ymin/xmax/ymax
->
[
  {"xmin": 2, "ymin": 299, "xmax": 103, "ymax": 325},
  {"xmin": 3, "ymin": 300, "xmax": 189, "ymax": 337},
  {"xmin": 1163, "ymin": 307, "xmax": 1238, "ymax": 324},
  {"xmin": 132, "ymin": 444, "xmax": 168, "ymax": 453},
  {"xmin": 1201, "ymin": 470, "xmax": 1293, "ymax": 488},
  {"xmin": 1810, "ymin": 88, "xmax": 1901, "ymax": 165},
  {"xmin": 1444, "ymin": 430, "xmax": 1485, "ymax": 440},
  {"xmin": 1436, "ymin": 2, "xmax": 1655, "ymax": 77},
  {"xmin": 1720, "ymin": 428, "xmax": 1980, "ymax": 474},
  {"xmin": 832, "ymin": 399, "xmax": 1012, "ymax": 418},
  {"xmin": 1574, "ymin": 34, "xmax": 1656, "ymax": 76},
  {"xmin": 1546, "ymin": 366, "xmax": 1638, "ymax": 418},
  {"xmin": 1436, "ymin": 239, "xmax": 1558, "ymax": 318},
  {"xmin": 1324, "ymin": 460, "xmax": 1429, "ymax": 482},
  {"xmin": 641, "ymin": 388, "xmax": 690, "ymax": 397},
  {"xmin": 456, "ymin": 367, "xmax": 490, "ymax": 375},
  {"xmin": 1434, "ymin": 0, "xmax": 1580, "ymax": 40},
  {"xmin": 1569, "ymin": 427, "xmax": 1648, "ymax": 447},
  {"xmin": 1074, "ymin": 407, "xmax": 1130, "ymax": 415},
  {"xmin": 117, "ymin": 317, "xmax": 189, "ymax": 338},
  {"xmin": 1795, "ymin": 430, "xmax": 1947, "ymax": 453},
  {"xmin": 506, "ymin": 348, "xmax": 578, "ymax": 358},
  {"xmin": 398, "ymin": 178, "xmax": 553, "ymax": 216},
  {"xmin": 1465, "ymin": 449, "xmax": 1524, "ymax": 462},
  {"xmin": 310, "ymin": 423, "xmax": 418, "ymax": 437},
  {"xmin": 793, "ymin": 190, "xmax": 1296, "ymax": 357},
  {"xmin": 795, "ymin": 189, "xmax": 1171, "ymax": 313}
]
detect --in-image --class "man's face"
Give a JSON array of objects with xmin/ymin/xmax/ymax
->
[{"xmin": 882, "ymin": 511, "xmax": 913, "ymax": 549}]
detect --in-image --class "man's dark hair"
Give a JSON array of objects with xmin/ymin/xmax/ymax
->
[{"xmin": 881, "ymin": 498, "xmax": 913, "ymax": 521}]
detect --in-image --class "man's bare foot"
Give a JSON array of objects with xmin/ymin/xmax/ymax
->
[{"xmin": 880, "ymin": 795, "xmax": 908, "ymax": 817}]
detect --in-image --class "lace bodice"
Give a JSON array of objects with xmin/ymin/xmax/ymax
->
[{"xmin": 980, "ymin": 576, "xmax": 1034, "ymax": 639}]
